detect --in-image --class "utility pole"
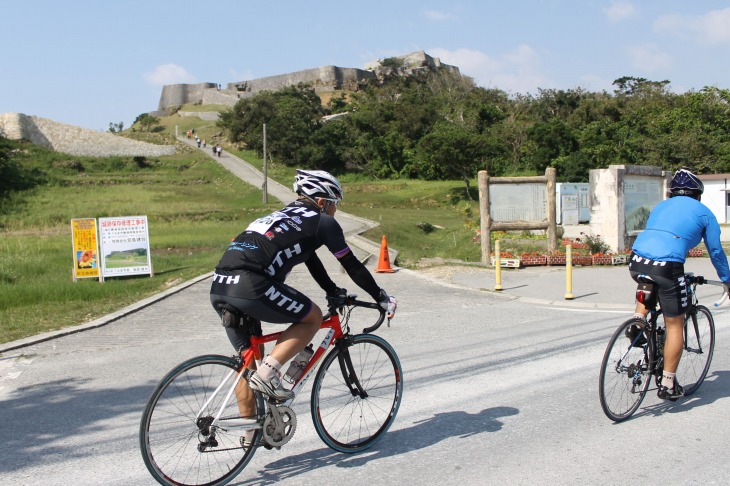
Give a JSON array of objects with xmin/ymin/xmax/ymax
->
[{"xmin": 263, "ymin": 123, "xmax": 268, "ymax": 204}]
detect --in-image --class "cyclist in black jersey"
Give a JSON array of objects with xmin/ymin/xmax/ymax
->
[{"xmin": 210, "ymin": 170, "xmax": 396, "ymax": 411}]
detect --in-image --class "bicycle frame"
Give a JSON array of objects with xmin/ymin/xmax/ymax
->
[
  {"xmin": 243, "ymin": 311, "xmax": 346, "ymax": 401},
  {"xmin": 623, "ymin": 274, "xmax": 722, "ymax": 389},
  {"xmin": 199, "ymin": 310, "xmax": 347, "ymax": 433}
]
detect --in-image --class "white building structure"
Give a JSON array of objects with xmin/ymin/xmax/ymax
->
[{"xmin": 697, "ymin": 173, "xmax": 730, "ymax": 224}]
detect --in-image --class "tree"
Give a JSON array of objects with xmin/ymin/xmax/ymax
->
[
  {"xmin": 218, "ymin": 84, "xmax": 325, "ymax": 166},
  {"xmin": 108, "ymin": 121, "xmax": 124, "ymax": 133},
  {"xmin": 414, "ymin": 123, "xmax": 506, "ymax": 197},
  {"xmin": 137, "ymin": 114, "xmax": 160, "ymax": 132},
  {"xmin": 0, "ymin": 137, "xmax": 42, "ymax": 198}
]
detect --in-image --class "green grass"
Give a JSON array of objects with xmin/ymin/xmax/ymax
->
[
  {"xmin": 0, "ymin": 140, "xmax": 279, "ymax": 344},
  {"xmin": 0, "ymin": 116, "xmax": 555, "ymax": 345}
]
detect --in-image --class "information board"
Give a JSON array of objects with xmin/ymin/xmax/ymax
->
[
  {"xmin": 71, "ymin": 218, "xmax": 101, "ymax": 281},
  {"xmin": 624, "ymin": 177, "xmax": 662, "ymax": 234},
  {"xmin": 98, "ymin": 216, "xmax": 153, "ymax": 279},
  {"xmin": 490, "ymin": 183, "xmax": 547, "ymax": 222}
]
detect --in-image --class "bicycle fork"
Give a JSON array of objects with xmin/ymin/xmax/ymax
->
[
  {"xmin": 685, "ymin": 311, "xmax": 704, "ymax": 354},
  {"xmin": 336, "ymin": 340, "xmax": 368, "ymax": 399}
]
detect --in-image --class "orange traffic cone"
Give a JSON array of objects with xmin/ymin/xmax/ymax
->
[{"xmin": 375, "ymin": 235, "xmax": 396, "ymax": 273}]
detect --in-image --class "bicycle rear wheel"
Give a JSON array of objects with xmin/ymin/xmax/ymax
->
[
  {"xmin": 678, "ymin": 305, "xmax": 715, "ymax": 396},
  {"xmin": 140, "ymin": 355, "xmax": 264, "ymax": 486},
  {"xmin": 599, "ymin": 318, "xmax": 651, "ymax": 422},
  {"xmin": 311, "ymin": 334, "xmax": 403, "ymax": 453}
]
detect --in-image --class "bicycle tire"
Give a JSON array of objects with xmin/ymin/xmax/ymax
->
[
  {"xmin": 140, "ymin": 355, "xmax": 265, "ymax": 486},
  {"xmin": 310, "ymin": 334, "xmax": 403, "ymax": 453},
  {"xmin": 599, "ymin": 318, "xmax": 651, "ymax": 422},
  {"xmin": 678, "ymin": 305, "xmax": 715, "ymax": 396}
]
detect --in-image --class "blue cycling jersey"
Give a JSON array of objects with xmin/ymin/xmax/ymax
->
[{"xmin": 632, "ymin": 195, "xmax": 730, "ymax": 283}]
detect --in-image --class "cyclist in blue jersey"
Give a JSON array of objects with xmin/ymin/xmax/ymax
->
[
  {"xmin": 629, "ymin": 168, "xmax": 730, "ymax": 401},
  {"xmin": 210, "ymin": 169, "xmax": 396, "ymax": 406}
]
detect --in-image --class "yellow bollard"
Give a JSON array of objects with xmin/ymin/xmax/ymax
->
[
  {"xmin": 494, "ymin": 240, "xmax": 503, "ymax": 291},
  {"xmin": 564, "ymin": 244, "xmax": 574, "ymax": 300}
]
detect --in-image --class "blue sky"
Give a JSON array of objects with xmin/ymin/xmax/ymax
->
[{"xmin": 2, "ymin": 1, "xmax": 729, "ymax": 131}]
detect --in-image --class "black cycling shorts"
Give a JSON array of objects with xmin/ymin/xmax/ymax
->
[
  {"xmin": 628, "ymin": 252, "xmax": 688, "ymax": 318},
  {"xmin": 210, "ymin": 270, "xmax": 314, "ymax": 351}
]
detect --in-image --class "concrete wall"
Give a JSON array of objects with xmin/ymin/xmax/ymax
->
[
  {"xmin": 588, "ymin": 165, "xmax": 665, "ymax": 252},
  {"xmin": 0, "ymin": 112, "xmax": 176, "ymax": 157}
]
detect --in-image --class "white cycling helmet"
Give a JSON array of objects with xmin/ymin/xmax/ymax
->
[{"xmin": 293, "ymin": 169, "xmax": 344, "ymax": 201}]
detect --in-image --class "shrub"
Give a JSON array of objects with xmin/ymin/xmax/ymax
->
[
  {"xmin": 579, "ymin": 231, "xmax": 610, "ymax": 255},
  {"xmin": 416, "ymin": 222, "xmax": 436, "ymax": 233}
]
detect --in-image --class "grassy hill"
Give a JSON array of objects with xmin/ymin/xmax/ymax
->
[{"xmin": 0, "ymin": 124, "xmax": 497, "ymax": 344}]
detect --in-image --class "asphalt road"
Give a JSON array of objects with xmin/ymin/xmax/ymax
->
[
  {"xmin": 3, "ymin": 142, "xmax": 730, "ymax": 485},
  {"xmin": 2, "ymin": 254, "xmax": 730, "ymax": 485}
]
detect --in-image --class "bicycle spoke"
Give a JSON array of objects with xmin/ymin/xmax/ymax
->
[
  {"xmin": 140, "ymin": 355, "xmax": 263, "ymax": 486},
  {"xmin": 599, "ymin": 319, "xmax": 650, "ymax": 422},
  {"xmin": 678, "ymin": 306, "xmax": 715, "ymax": 396},
  {"xmin": 311, "ymin": 335, "xmax": 402, "ymax": 453}
]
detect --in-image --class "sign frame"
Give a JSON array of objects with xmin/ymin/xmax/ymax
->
[
  {"xmin": 98, "ymin": 215, "xmax": 153, "ymax": 281},
  {"xmin": 71, "ymin": 218, "xmax": 102, "ymax": 282}
]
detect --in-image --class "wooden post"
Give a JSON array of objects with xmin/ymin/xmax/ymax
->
[
  {"xmin": 478, "ymin": 171, "xmax": 491, "ymax": 265},
  {"xmin": 546, "ymin": 167, "xmax": 557, "ymax": 253}
]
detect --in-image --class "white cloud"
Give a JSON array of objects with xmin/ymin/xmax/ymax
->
[
  {"xmin": 143, "ymin": 64, "xmax": 195, "ymax": 86},
  {"xmin": 655, "ymin": 8, "xmax": 730, "ymax": 45},
  {"xmin": 627, "ymin": 44, "xmax": 672, "ymax": 73},
  {"xmin": 603, "ymin": 1, "xmax": 637, "ymax": 22},
  {"xmin": 430, "ymin": 46, "xmax": 551, "ymax": 94},
  {"xmin": 422, "ymin": 9, "xmax": 457, "ymax": 22}
]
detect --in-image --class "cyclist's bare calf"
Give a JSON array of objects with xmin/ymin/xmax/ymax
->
[
  {"xmin": 268, "ymin": 304, "xmax": 322, "ymax": 365},
  {"xmin": 632, "ymin": 286, "xmax": 684, "ymax": 396}
]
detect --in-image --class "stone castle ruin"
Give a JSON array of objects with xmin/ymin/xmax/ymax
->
[
  {"xmin": 155, "ymin": 51, "xmax": 461, "ymax": 114},
  {"xmin": 0, "ymin": 51, "xmax": 459, "ymax": 158}
]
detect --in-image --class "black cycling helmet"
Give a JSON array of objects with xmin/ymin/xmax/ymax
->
[
  {"xmin": 293, "ymin": 169, "xmax": 344, "ymax": 202},
  {"xmin": 669, "ymin": 168, "xmax": 703, "ymax": 199}
]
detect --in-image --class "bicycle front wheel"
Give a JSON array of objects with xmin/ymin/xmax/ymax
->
[
  {"xmin": 678, "ymin": 305, "xmax": 715, "ymax": 396},
  {"xmin": 599, "ymin": 318, "xmax": 651, "ymax": 422},
  {"xmin": 140, "ymin": 355, "xmax": 265, "ymax": 486},
  {"xmin": 311, "ymin": 334, "xmax": 403, "ymax": 453}
]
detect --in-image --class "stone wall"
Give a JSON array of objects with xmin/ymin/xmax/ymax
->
[
  {"xmin": 226, "ymin": 65, "xmax": 376, "ymax": 94},
  {"xmin": 0, "ymin": 113, "xmax": 176, "ymax": 157},
  {"xmin": 178, "ymin": 111, "xmax": 220, "ymax": 121},
  {"xmin": 157, "ymin": 82, "xmax": 217, "ymax": 112},
  {"xmin": 156, "ymin": 50, "xmax": 462, "ymax": 112}
]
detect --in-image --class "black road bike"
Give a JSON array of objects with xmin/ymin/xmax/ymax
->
[{"xmin": 599, "ymin": 273, "xmax": 724, "ymax": 422}]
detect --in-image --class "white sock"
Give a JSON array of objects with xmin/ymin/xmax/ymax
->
[
  {"xmin": 662, "ymin": 371, "xmax": 676, "ymax": 390},
  {"xmin": 257, "ymin": 356, "xmax": 283, "ymax": 381},
  {"xmin": 633, "ymin": 312, "xmax": 646, "ymax": 321}
]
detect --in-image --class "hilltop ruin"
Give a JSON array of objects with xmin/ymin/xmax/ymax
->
[{"xmin": 154, "ymin": 50, "xmax": 461, "ymax": 115}]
